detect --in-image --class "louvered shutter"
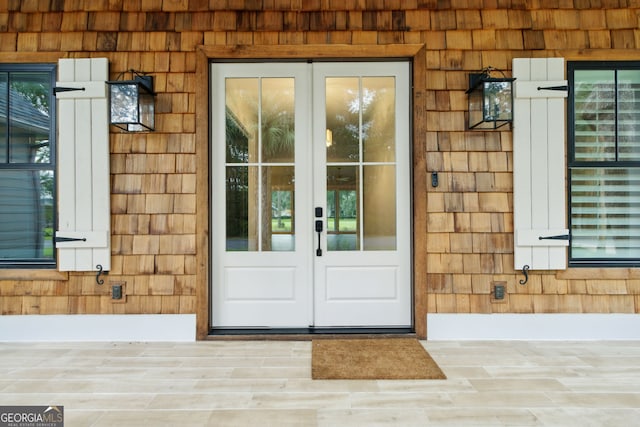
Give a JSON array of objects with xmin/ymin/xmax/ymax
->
[
  {"xmin": 513, "ymin": 58, "xmax": 568, "ymax": 270},
  {"xmin": 55, "ymin": 58, "xmax": 110, "ymax": 272}
]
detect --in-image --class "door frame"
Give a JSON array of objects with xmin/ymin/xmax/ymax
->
[
  {"xmin": 210, "ymin": 61, "xmax": 412, "ymax": 329},
  {"xmin": 194, "ymin": 44, "xmax": 428, "ymax": 339}
]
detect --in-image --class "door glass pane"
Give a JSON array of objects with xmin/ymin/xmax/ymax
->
[
  {"xmin": 363, "ymin": 165, "xmax": 396, "ymax": 250},
  {"xmin": 326, "ymin": 190, "xmax": 336, "ymax": 232},
  {"xmin": 225, "ymin": 77, "xmax": 296, "ymax": 253},
  {"xmin": 327, "ymin": 166, "xmax": 359, "ymax": 251},
  {"xmin": 226, "ymin": 166, "xmax": 257, "ymax": 251},
  {"xmin": 262, "ymin": 78, "xmax": 295, "ymax": 163},
  {"xmin": 363, "ymin": 77, "xmax": 396, "ymax": 162},
  {"xmin": 225, "ymin": 78, "xmax": 258, "ymax": 163},
  {"xmin": 326, "ymin": 77, "xmax": 360, "ymax": 162},
  {"xmin": 263, "ymin": 166, "xmax": 295, "ymax": 251},
  {"xmin": 325, "ymin": 74, "xmax": 399, "ymax": 253}
]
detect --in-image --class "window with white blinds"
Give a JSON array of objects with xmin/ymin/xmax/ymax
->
[{"xmin": 569, "ymin": 62, "xmax": 640, "ymax": 265}]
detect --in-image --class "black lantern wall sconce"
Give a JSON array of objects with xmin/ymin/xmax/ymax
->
[
  {"xmin": 466, "ymin": 67, "xmax": 516, "ymax": 130},
  {"xmin": 106, "ymin": 70, "xmax": 156, "ymax": 132}
]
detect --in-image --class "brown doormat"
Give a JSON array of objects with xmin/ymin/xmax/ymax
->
[{"xmin": 312, "ymin": 338, "xmax": 446, "ymax": 380}]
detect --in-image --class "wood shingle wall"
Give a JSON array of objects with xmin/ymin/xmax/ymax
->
[{"xmin": 1, "ymin": 1, "xmax": 639, "ymax": 334}]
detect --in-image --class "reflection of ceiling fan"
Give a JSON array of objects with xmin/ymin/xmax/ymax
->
[{"xmin": 332, "ymin": 167, "xmax": 352, "ymax": 183}]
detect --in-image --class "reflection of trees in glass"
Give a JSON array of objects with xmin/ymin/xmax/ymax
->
[
  {"xmin": 225, "ymin": 167, "xmax": 249, "ymax": 251},
  {"xmin": 272, "ymin": 190, "xmax": 291, "ymax": 230},
  {"xmin": 259, "ymin": 89, "xmax": 295, "ymax": 249},
  {"xmin": 576, "ymin": 74, "xmax": 640, "ymax": 161},
  {"xmin": 225, "ymin": 110, "xmax": 250, "ymax": 249},
  {"xmin": 261, "ymin": 94, "xmax": 294, "ymax": 161},
  {"xmin": 326, "ymin": 79, "xmax": 395, "ymax": 162},
  {"xmin": 225, "ymin": 108, "xmax": 250, "ymax": 163},
  {"xmin": 225, "ymin": 93, "xmax": 295, "ymax": 162},
  {"xmin": 482, "ymin": 81, "xmax": 512, "ymax": 121},
  {"xmin": 616, "ymin": 76, "xmax": 640, "ymax": 160},
  {"xmin": 12, "ymin": 80, "xmax": 49, "ymax": 115},
  {"xmin": 34, "ymin": 144, "xmax": 53, "ymax": 221},
  {"xmin": 15, "ymin": 82, "xmax": 54, "ymax": 229},
  {"xmin": 225, "ymin": 86, "xmax": 296, "ymax": 251},
  {"xmin": 39, "ymin": 170, "xmax": 54, "ymax": 228},
  {"xmin": 327, "ymin": 189, "xmax": 357, "ymax": 232},
  {"xmin": 339, "ymin": 190, "xmax": 356, "ymax": 218},
  {"xmin": 573, "ymin": 80, "xmax": 612, "ymax": 251},
  {"xmin": 0, "ymin": 70, "xmax": 54, "ymax": 262},
  {"xmin": 574, "ymin": 79, "xmax": 615, "ymax": 161},
  {"xmin": 327, "ymin": 87, "xmax": 367, "ymax": 161}
]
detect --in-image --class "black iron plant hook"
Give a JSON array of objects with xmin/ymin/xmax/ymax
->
[
  {"xmin": 519, "ymin": 264, "xmax": 530, "ymax": 285},
  {"xmin": 96, "ymin": 264, "xmax": 107, "ymax": 285}
]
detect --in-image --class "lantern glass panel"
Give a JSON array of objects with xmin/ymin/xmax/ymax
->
[
  {"xmin": 483, "ymin": 81, "xmax": 513, "ymax": 122},
  {"xmin": 109, "ymin": 83, "xmax": 140, "ymax": 124},
  {"xmin": 467, "ymin": 86, "xmax": 485, "ymax": 129},
  {"xmin": 128, "ymin": 91, "xmax": 154, "ymax": 131}
]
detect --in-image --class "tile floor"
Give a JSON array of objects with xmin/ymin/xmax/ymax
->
[{"xmin": 1, "ymin": 340, "xmax": 639, "ymax": 426}]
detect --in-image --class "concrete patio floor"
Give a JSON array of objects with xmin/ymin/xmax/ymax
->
[{"xmin": 1, "ymin": 340, "xmax": 639, "ymax": 426}]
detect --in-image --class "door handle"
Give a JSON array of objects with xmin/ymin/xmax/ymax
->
[
  {"xmin": 315, "ymin": 219, "xmax": 323, "ymax": 256},
  {"xmin": 315, "ymin": 207, "xmax": 323, "ymax": 256}
]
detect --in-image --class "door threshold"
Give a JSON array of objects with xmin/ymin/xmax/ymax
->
[{"xmin": 207, "ymin": 327, "xmax": 415, "ymax": 341}]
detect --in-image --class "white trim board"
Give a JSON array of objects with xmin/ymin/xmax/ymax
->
[
  {"xmin": 0, "ymin": 314, "xmax": 196, "ymax": 342},
  {"xmin": 427, "ymin": 313, "xmax": 640, "ymax": 340}
]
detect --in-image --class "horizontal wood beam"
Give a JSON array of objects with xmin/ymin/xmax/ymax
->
[
  {"xmin": 198, "ymin": 44, "xmax": 424, "ymax": 60},
  {"xmin": 0, "ymin": 52, "xmax": 65, "ymax": 63},
  {"xmin": 552, "ymin": 49, "xmax": 640, "ymax": 61}
]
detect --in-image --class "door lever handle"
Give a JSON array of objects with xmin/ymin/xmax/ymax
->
[{"xmin": 315, "ymin": 220, "xmax": 323, "ymax": 256}]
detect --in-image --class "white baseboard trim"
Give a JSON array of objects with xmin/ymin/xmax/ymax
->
[
  {"xmin": 0, "ymin": 314, "xmax": 196, "ymax": 342},
  {"xmin": 427, "ymin": 313, "xmax": 640, "ymax": 340}
]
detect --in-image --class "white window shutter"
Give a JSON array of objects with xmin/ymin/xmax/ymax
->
[
  {"xmin": 513, "ymin": 58, "xmax": 568, "ymax": 271},
  {"xmin": 55, "ymin": 58, "xmax": 111, "ymax": 272}
]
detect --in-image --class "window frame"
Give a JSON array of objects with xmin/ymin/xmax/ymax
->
[
  {"xmin": 0, "ymin": 63, "xmax": 57, "ymax": 269},
  {"xmin": 568, "ymin": 60, "xmax": 640, "ymax": 267}
]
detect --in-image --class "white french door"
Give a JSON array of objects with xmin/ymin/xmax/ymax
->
[{"xmin": 211, "ymin": 61, "xmax": 411, "ymax": 329}]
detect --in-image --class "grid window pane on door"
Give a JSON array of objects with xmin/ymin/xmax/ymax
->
[
  {"xmin": 569, "ymin": 61, "xmax": 640, "ymax": 265},
  {"xmin": 0, "ymin": 65, "xmax": 55, "ymax": 268},
  {"xmin": 325, "ymin": 76, "xmax": 397, "ymax": 252},
  {"xmin": 224, "ymin": 77, "xmax": 296, "ymax": 252}
]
